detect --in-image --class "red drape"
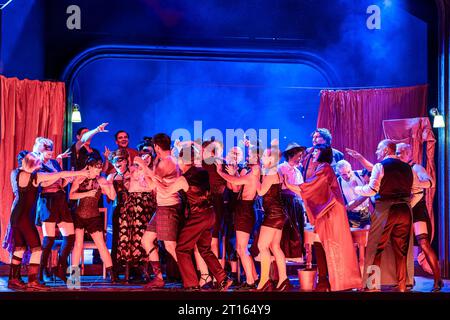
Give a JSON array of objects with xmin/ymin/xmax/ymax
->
[
  {"xmin": 317, "ymin": 85, "xmax": 428, "ymax": 169},
  {"xmin": 0, "ymin": 75, "xmax": 65, "ymax": 263}
]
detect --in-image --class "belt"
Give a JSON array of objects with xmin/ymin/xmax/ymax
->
[
  {"xmin": 375, "ymin": 194, "xmax": 410, "ymax": 201},
  {"xmin": 41, "ymin": 190, "xmax": 65, "ymax": 196}
]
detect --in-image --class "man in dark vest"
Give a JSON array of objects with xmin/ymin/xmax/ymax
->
[{"xmin": 355, "ymin": 139, "xmax": 414, "ymax": 292}]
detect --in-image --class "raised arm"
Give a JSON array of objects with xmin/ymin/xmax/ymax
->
[
  {"xmin": 226, "ymin": 164, "xmax": 242, "ymax": 192},
  {"xmin": 81, "ymin": 123, "xmax": 109, "ymax": 143},
  {"xmin": 283, "ymin": 174, "xmax": 302, "ymax": 196},
  {"xmin": 69, "ymin": 176, "xmax": 96, "ymax": 200},
  {"xmin": 133, "ymin": 156, "xmax": 156, "ymax": 179},
  {"xmin": 346, "ymin": 148, "xmax": 374, "ymax": 171},
  {"xmin": 216, "ymin": 164, "xmax": 252, "ymax": 186},
  {"xmin": 97, "ymin": 176, "xmax": 117, "ymax": 200},
  {"xmin": 36, "ymin": 169, "xmax": 88, "ymax": 185}
]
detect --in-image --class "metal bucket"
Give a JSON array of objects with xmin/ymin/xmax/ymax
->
[{"xmin": 298, "ymin": 269, "xmax": 317, "ymax": 291}]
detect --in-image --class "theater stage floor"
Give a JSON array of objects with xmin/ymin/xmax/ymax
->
[{"xmin": 0, "ymin": 275, "xmax": 449, "ymax": 301}]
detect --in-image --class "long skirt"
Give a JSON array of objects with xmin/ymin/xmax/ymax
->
[
  {"xmin": 280, "ymin": 192, "xmax": 304, "ymax": 259},
  {"xmin": 117, "ymin": 192, "xmax": 157, "ymax": 266}
]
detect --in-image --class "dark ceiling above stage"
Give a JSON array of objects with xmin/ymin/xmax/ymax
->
[
  {"xmin": 38, "ymin": 0, "xmax": 437, "ymax": 80},
  {"xmin": 0, "ymin": 0, "xmax": 440, "ymax": 111}
]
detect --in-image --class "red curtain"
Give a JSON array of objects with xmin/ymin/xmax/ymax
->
[
  {"xmin": 0, "ymin": 75, "xmax": 65, "ymax": 263},
  {"xmin": 317, "ymin": 85, "xmax": 428, "ymax": 169}
]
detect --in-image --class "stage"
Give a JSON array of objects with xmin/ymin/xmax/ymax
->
[{"xmin": 1, "ymin": 275, "xmax": 449, "ymax": 300}]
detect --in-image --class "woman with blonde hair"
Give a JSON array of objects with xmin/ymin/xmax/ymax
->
[
  {"xmin": 33, "ymin": 137, "xmax": 79, "ymax": 283},
  {"xmin": 255, "ymin": 146, "xmax": 290, "ymax": 291},
  {"xmin": 6, "ymin": 152, "xmax": 87, "ymax": 290}
]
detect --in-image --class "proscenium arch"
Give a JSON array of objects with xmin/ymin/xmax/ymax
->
[{"xmin": 61, "ymin": 45, "xmax": 341, "ymax": 150}]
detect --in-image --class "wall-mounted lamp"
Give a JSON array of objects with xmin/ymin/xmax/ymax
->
[
  {"xmin": 72, "ymin": 104, "xmax": 82, "ymax": 123},
  {"xmin": 430, "ymin": 108, "xmax": 445, "ymax": 128}
]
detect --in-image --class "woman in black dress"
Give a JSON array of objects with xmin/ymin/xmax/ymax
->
[
  {"xmin": 6, "ymin": 152, "xmax": 86, "ymax": 290},
  {"xmin": 256, "ymin": 147, "xmax": 290, "ymax": 291},
  {"xmin": 70, "ymin": 155, "xmax": 117, "ymax": 282}
]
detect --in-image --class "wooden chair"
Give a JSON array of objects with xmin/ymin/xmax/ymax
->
[{"xmin": 80, "ymin": 208, "xmax": 108, "ymax": 279}]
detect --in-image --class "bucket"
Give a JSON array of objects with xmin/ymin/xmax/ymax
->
[{"xmin": 298, "ymin": 269, "xmax": 317, "ymax": 291}]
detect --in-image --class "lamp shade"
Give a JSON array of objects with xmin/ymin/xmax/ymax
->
[
  {"xmin": 72, "ymin": 105, "xmax": 82, "ymax": 123},
  {"xmin": 433, "ymin": 114, "xmax": 445, "ymax": 128}
]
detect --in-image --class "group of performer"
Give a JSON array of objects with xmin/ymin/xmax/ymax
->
[{"xmin": 3, "ymin": 124, "xmax": 444, "ymax": 292}]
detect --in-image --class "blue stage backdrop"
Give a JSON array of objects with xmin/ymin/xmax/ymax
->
[{"xmin": 71, "ymin": 58, "xmax": 329, "ymax": 152}]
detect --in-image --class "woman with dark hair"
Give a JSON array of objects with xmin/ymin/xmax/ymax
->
[
  {"xmin": 5, "ymin": 152, "xmax": 87, "ymax": 290},
  {"xmin": 278, "ymin": 143, "xmax": 306, "ymax": 262},
  {"xmin": 107, "ymin": 149, "xmax": 131, "ymax": 278},
  {"xmin": 70, "ymin": 156, "xmax": 118, "ymax": 282},
  {"xmin": 118, "ymin": 139, "xmax": 157, "ymax": 283},
  {"xmin": 284, "ymin": 144, "xmax": 361, "ymax": 291}
]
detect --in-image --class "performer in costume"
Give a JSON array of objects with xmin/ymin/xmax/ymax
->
[{"xmin": 285, "ymin": 144, "xmax": 361, "ymax": 292}]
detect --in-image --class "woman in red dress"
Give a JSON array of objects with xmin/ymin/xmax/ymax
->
[{"xmin": 284, "ymin": 144, "xmax": 361, "ymax": 291}]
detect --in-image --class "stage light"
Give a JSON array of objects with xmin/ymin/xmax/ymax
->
[
  {"xmin": 72, "ymin": 104, "xmax": 82, "ymax": 123},
  {"xmin": 0, "ymin": 0, "xmax": 14, "ymax": 10},
  {"xmin": 383, "ymin": 0, "xmax": 392, "ymax": 8},
  {"xmin": 430, "ymin": 107, "xmax": 445, "ymax": 128}
]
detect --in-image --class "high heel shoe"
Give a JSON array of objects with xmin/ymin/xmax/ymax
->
[
  {"xmin": 256, "ymin": 279, "xmax": 273, "ymax": 292},
  {"xmin": 199, "ymin": 274, "xmax": 214, "ymax": 289},
  {"xmin": 106, "ymin": 266, "xmax": 119, "ymax": 283},
  {"xmin": 432, "ymin": 279, "xmax": 444, "ymax": 292},
  {"xmin": 274, "ymin": 278, "xmax": 292, "ymax": 292}
]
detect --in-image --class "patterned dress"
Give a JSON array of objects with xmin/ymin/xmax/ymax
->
[
  {"xmin": 116, "ymin": 177, "xmax": 157, "ymax": 267},
  {"xmin": 111, "ymin": 174, "xmax": 129, "ymax": 267}
]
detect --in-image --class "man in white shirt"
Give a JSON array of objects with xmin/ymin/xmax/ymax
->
[
  {"xmin": 354, "ymin": 139, "xmax": 414, "ymax": 292},
  {"xmin": 336, "ymin": 160, "xmax": 370, "ymax": 228},
  {"xmin": 278, "ymin": 143, "xmax": 306, "ymax": 259}
]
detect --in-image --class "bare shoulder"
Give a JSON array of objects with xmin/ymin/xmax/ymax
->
[{"xmin": 158, "ymin": 156, "xmax": 176, "ymax": 167}]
